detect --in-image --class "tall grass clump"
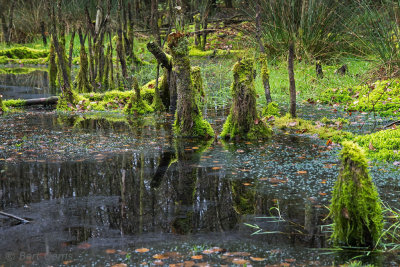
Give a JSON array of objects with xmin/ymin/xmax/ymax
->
[
  {"xmin": 249, "ymin": 0, "xmax": 351, "ymax": 62},
  {"xmin": 351, "ymin": 0, "xmax": 400, "ymax": 78}
]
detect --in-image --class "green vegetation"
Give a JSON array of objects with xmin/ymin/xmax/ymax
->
[
  {"xmin": 221, "ymin": 57, "xmax": 272, "ymax": 140},
  {"xmin": 329, "ymin": 141, "xmax": 383, "ymax": 248},
  {"xmin": 273, "ymin": 114, "xmax": 353, "ymax": 143}
]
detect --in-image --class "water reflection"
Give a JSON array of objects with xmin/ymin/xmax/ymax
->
[
  {"xmin": 0, "ymin": 112, "xmax": 399, "ymax": 265},
  {"xmin": 0, "ymin": 68, "xmax": 60, "ymax": 99}
]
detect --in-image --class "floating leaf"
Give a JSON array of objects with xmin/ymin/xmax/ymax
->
[
  {"xmin": 111, "ymin": 264, "xmax": 127, "ymax": 267},
  {"xmin": 297, "ymin": 170, "xmax": 307, "ymax": 174},
  {"xmin": 191, "ymin": 255, "xmax": 203, "ymax": 260},
  {"xmin": 153, "ymin": 260, "xmax": 164, "ymax": 265},
  {"xmin": 250, "ymin": 257, "xmax": 266, "ymax": 261},
  {"xmin": 232, "ymin": 258, "xmax": 249, "ymax": 265},
  {"xmin": 135, "ymin": 248, "xmax": 149, "ymax": 253},
  {"xmin": 105, "ymin": 249, "xmax": 116, "ymax": 254},
  {"xmin": 326, "ymin": 139, "xmax": 332, "ymax": 146},
  {"xmin": 212, "ymin": 166, "xmax": 222, "ymax": 170},
  {"xmin": 77, "ymin": 243, "xmax": 91, "ymax": 249},
  {"xmin": 153, "ymin": 254, "xmax": 169, "ymax": 260}
]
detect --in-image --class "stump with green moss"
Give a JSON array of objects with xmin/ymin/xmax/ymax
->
[
  {"xmin": 168, "ymin": 33, "xmax": 214, "ymax": 138},
  {"xmin": 329, "ymin": 141, "xmax": 383, "ymax": 248},
  {"xmin": 125, "ymin": 77, "xmax": 153, "ymax": 115},
  {"xmin": 221, "ymin": 57, "xmax": 271, "ymax": 140}
]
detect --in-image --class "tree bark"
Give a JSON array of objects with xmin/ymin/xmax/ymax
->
[
  {"xmin": 288, "ymin": 42, "xmax": 296, "ymax": 118},
  {"xmin": 40, "ymin": 21, "xmax": 47, "ymax": 46},
  {"xmin": 68, "ymin": 30, "xmax": 76, "ymax": 70},
  {"xmin": 147, "ymin": 42, "xmax": 172, "ymax": 69}
]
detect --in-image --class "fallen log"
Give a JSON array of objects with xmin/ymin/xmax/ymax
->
[
  {"xmin": 0, "ymin": 211, "xmax": 30, "ymax": 224},
  {"xmin": 6, "ymin": 96, "xmax": 59, "ymax": 107}
]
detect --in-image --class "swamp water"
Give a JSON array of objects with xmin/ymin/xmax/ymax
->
[
  {"xmin": 0, "ymin": 68, "xmax": 60, "ymax": 100},
  {"xmin": 1, "ymin": 107, "xmax": 400, "ymax": 266}
]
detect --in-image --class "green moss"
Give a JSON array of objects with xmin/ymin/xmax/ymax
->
[
  {"xmin": 354, "ymin": 128, "xmax": 400, "ymax": 161},
  {"xmin": 173, "ymin": 111, "xmax": 214, "ymax": 138},
  {"xmin": 0, "ymin": 68, "xmax": 43, "ymax": 75},
  {"xmin": 329, "ymin": 141, "xmax": 383, "ymax": 247},
  {"xmin": 260, "ymin": 53, "xmax": 270, "ymax": 86},
  {"xmin": 56, "ymin": 91, "xmax": 81, "ymax": 111},
  {"xmin": 274, "ymin": 114, "xmax": 353, "ymax": 142},
  {"xmin": 321, "ymin": 79, "xmax": 400, "ymax": 117},
  {"xmin": 262, "ymin": 101, "xmax": 280, "ymax": 117},
  {"xmin": 0, "ymin": 47, "xmax": 48, "ymax": 59},
  {"xmin": 0, "ymin": 95, "xmax": 8, "ymax": 113},
  {"xmin": 3, "ymin": 99, "xmax": 26, "ymax": 107},
  {"xmin": 191, "ymin": 66, "xmax": 205, "ymax": 103},
  {"xmin": 75, "ymin": 45, "xmax": 92, "ymax": 93},
  {"xmin": 221, "ymin": 57, "xmax": 272, "ymax": 140},
  {"xmin": 188, "ymin": 46, "xmax": 243, "ymax": 58},
  {"xmin": 124, "ymin": 78, "xmax": 154, "ymax": 115}
]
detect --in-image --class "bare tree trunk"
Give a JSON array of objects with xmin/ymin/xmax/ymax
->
[
  {"xmin": 3, "ymin": 0, "xmax": 16, "ymax": 45},
  {"xmin": 151, "ymin": 0, "xmax": 161, "ymax": 45},
  {"xmin": 40, "ymin": 21, "xmax": 47, "ymax": 46},
  {"xmin": 288, "ymin": 42, "xmax": 296, "ymax": 118},
  {"xmin": 117, "ymin": 0, "xmax": 128, "ymax": 79}
]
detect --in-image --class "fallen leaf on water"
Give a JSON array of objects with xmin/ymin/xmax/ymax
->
[
  {"xmin": 297, "ymin": 170, "xmax": 307, "ymax": 174},
  {"xmin": 326, "ymin": 139, "xmax": 332, "ymax": 146},
  {"xmin": 320, "ymin": 180, "xmax": 327, "ymax": 184},
  {"xmin": 135, "ymin": 248, "xmax": 149, "ymax": 253},
  {"xmin": 192, "ymin": 147, "xmax": 199, "ymax": 150},
  {"xmin": 250, "ymin": 257, "xmax": 266, "ymax": 261},
  {"xmin": 202, "ymin": 250, "xmax": 214, "ymax": 254},
  {"xmin": 285, "ymin": 258, "xmax": 296, "ymax": 263},
  {"xmin": 105, "ymin": 249, "xmax": 116, "ymax": 254},
  {"xmin": 183, "ymin": 261, "xmax": 195, "ymax": 266},
  {"xmin": 63, "ymin": 261, "xmax": 74, "ymax": 265},
  {"xmin": 242, "ymin": 183, "xmax": 252, "ymax": 186},
  {"xmin": 319, "ymin": 192, "xmax": 327, "ymax": 196},
  {"xmin": 236, "ymin": 149, "xmax": 245, "ymax": 153},
  {"xmin": 153, "ymin": 254, "xmax": 169, "ymax": 260},
  {"xmin": 212, "ymin": 166, "xmax": 222, "ymax": 170},
  {"xmin": 153, "ymin": 260, "xmax": 165, "ymax": 265},
  {"xmin": 111, "ymin": 264, "xmax": 127, "ymax": 267},
  {"xmin": 77, "ymin": 243, "xmax": 91, "ymax": 249},
  {"xmin": 191, "ymin": 255, "xmax": 203, "ymax": 260},
  {"xmin": 232, "ymin": 258, "xmax": 249, "ymax": 265}
]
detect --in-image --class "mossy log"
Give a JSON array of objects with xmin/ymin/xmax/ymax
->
[
  {"xmin": 221, "ymin": 57, "xmax": 271, "ymax": 140},
  {"xmin": 329, "ymin": 141, "xmax": 383, "ymax": 248},
  {"xmin": 168, "ymin": 32, "xmax": 214, "ymax": 138},
  {"xmin": 0, "ymin": 95, "xmax": 7, "ymax": 114}
]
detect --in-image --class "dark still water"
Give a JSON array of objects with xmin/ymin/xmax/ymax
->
[
  {"xmin": 0, "ymin": 68, "xmax": 60, "ymax": 100},
  {"xmin": 1, "ymin": 110, "xmax": 400, "ymax": 266}
]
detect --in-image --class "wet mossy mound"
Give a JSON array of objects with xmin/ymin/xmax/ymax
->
[
  {"xmin": 189, "ymin": 46, "xmax": 243, "ymax": 58},
  {"xmin": 329, "ymin": 141, "xmax": 383, "ymax": 248},
  {"xmin": 0, "ymin": 47, "xmax": 49, "ymax": 65},
  {"xmin": 221, "ymin": 57, "xmax": 271, "ymax": 140},
  {"xmin": 0, "ymin": 67, "xmax": 45, "ymax": 75},
  {"xmin": 355, "ymin": 128, "xmax": 400, "ymax": 161},
  {"xmin": 321, "ymin": 79, "xmax": 400, "ymax": 116},
  {"xmin": 3, "ymin": 99, "xmax": 26, "ymax": 107},
  {"xmin": 262, "ymin": 101, "xmax": 280, "ymax": 117},
  {"xmin": 0, "ymin": 95, "xmax": 8, "ymax": 114},
  {"xmin": 274, "ymin": 114, "xmax": 353, "ymax": 143}
]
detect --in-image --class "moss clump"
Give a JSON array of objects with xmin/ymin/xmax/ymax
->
[
  {"xmin": 0, "ymin": 47, "xmax": 48, "ymax": 59},
  {"xmin": 262, "ymin": 101, "xmax": 280, "ymax": 117},
  {"xmin": 3, "ymin": 99, "xmax": 26, "ymax": 107},
  {"xmin": 0, "ymin": 68, "xmax": 42, "ymax": 75},
  {"xmin": 354, "ymin": 128, "xmax": 400, "ymax": 161},
  {"xmin": 274, "ymin": 114, "xmax": 353, "ymax": 143},
  {"xmin": 188, "ymin": 46, "xmax": 243, "ymax": 58},
  {"xmin": 0, "ymin": 95, "xmax": 8, "ymax": 114},
  {"xmin": 221, "ymin": 57, "xmax": 271, "ymax": 140},
  {"xmin": 125, "ymin": 77, "xmax": 154, "ymax": 115},
  {"xmin": 329, "ymin": 141, "xmax": 383, "ymax": 248},
  {"xmin": 56, "ymin": 91, "xmax": 81, "ymax": 111}
]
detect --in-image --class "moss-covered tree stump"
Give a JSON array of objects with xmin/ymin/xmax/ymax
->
[
  {"xmin": 168, "ymin": 32, "xmax": 214, "ymax": 138},
  {"xmin": 221, "ymin": 57, "xmax": 271, "ymax": 140},
  {"xmin": 329, "ymin": 141, "xmax": 383, "ymax": 248},
  {"xmin": 125, "ymin": 77, "xmax": 153, "ymax": 115}
]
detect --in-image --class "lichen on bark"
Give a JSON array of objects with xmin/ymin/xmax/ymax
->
[
  {"xmin": 221, "ymin": 57, "xmax": 271, "ymax": 140},
  {"xmin": 329, "ymin": 141, "xmax": 383, "ymax": 248},
  {"xmin": 168, "ymin": 32, "xmax": 214, "ymax": 138}
]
